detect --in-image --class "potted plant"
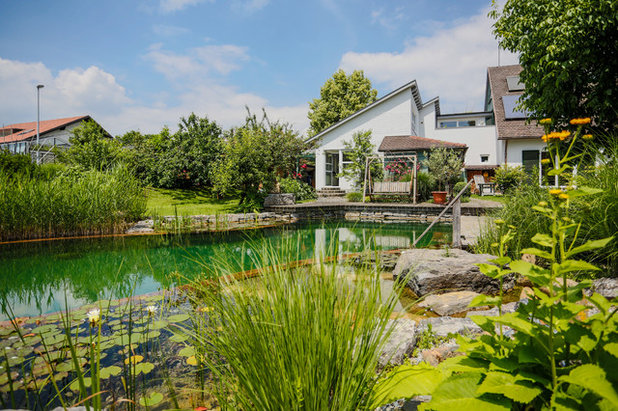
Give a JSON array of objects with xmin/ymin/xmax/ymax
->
[{"xmin": 424, "ymin": 147, "xmax": 464, "ymax": 205}]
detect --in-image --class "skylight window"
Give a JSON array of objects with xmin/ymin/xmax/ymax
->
[
  {"xmin": 502, "ymin": 95, "xmax": 530, "ymax": 119},
  {"xmin": 506, "ymin": 76, "xmax": 524, "ymax": 91},
  {"xmin": 17, "ymin": 129, "xmax": 34, "ymax": 135}
]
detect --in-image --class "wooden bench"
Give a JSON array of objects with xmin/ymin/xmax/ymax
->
[
  {"xmin": 370, "ymin": 181, "xmax": 413, "ymax": 200},
  {"xmin": 473, "ymin": 175, "xmax": 496, "ymax": 196}
]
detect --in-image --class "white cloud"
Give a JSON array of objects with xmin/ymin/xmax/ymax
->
[
  {"xmin": 158, "ymin": 0, "xmax": 213, "ymax": 13},
  {"xmin": 371, "ymin": 7, "xmax": 405, "ymax": 31},
  {"xmin": 340, "ymin": 9, "xmax": 519, "ymax": 113},
  {"xmin": 231, "ymin": 0, "xmax": 270, "ymax": 13},
  {"xmin": 152, "ymin": 24, "xmax": 190, "ymax": 36},
  {"xmin": 0, "ymin": 55, "xmax": 309, "ymax": 137}
]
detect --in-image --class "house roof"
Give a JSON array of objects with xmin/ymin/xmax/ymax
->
[
  {"xmin": 378, "ymin": 135, "xmax": 467, "ymax": 152},
  {"xmin": 0, "ymin": 115, "xmax": 91, "ymax": 144},
  {"xmin": 306, "ymin": 79, "xmax": 425, "ymax": 143},
  {"xmin": 486, "ymin": 65, "xmax": 544, "ymax": 140}
]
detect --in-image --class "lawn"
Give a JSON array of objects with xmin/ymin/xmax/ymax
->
[{"xmin": 146, "ymin": 187, "xmax": 238, "ymax": 216}]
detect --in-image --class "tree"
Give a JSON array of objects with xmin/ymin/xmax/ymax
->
[
  {"xmin": 424, "ymin": 147, "xmax": 463, "ymax": 194},
  {"xmin": 212, "ymin": 110, "xmax": 308, "ymax": 210},
  {"xmin": 338, "ymin": 130, "xmax": 382, "ymax": 190},
  {"xmin": 491, "ymin": 0, "xmax": 618, "ymax": 131},
  {"xmin": 307, "ymin": 70, "xmax": 378, "ymax": 136},
  {"xmin": 56, "ymin": 120, "xmax": 120, "ymax": 171}
]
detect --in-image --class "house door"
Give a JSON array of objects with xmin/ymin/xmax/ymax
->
[{"xmin": 325, "ymin": 152, "xmax": 339, "ymax": 186}]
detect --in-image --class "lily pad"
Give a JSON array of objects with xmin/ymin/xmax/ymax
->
[
  {"xmin": 125, "ymin": 355, "xmax": 144, "ymax": 365},
  {"xmin": 69, "ymin": 377, "xmax": 91, "ymax": 392},
  {"xmin": 139, "ymin": 391, "xmax": 163, "ymax": 406},
  {"xmin": 151, "ymin": 320, "xmax": 169, "ymax": 330},
  {"xmin": 167, "ymin": 314, "xmax": 190, "ymax": 323},
  {"xmin": 134, "ymin": 362, "xmax": 155, "ymax": 375},
  {"xmin": 32, "ymin": 325, "xmax": 58, "ymax": 335},
  {"xmin": 169, "ymin": 333, "xmax": 190, "ymax": 343},
  {"xmin": 186, "ymin": 355, "xmax": 198, "ymax": 366},
  {"xmin": 100, "ymin": 365, "xmax": 122, "ymax": 379},
  {"xmin": 178, "ymin": 346, "xmax": 195, "ymax": 357}
]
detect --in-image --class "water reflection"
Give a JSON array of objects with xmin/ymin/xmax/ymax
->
[{"xmin": 0, "ymin": 221, "xmax": 450, "ymax": 319}]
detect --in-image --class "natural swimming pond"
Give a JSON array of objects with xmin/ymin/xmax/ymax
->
[{"xmin": 0, "ymin": 221, "xmax": 451, "ymax": 321}]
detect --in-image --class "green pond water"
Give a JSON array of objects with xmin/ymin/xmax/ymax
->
[{"xmin": 0, "ymin": 221, "xmax": 451, "ymax": 321}]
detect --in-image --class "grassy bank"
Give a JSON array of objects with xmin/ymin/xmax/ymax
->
[{"xmin": 146, "ymin": 187, "xmax": 238, "ymax": 216}]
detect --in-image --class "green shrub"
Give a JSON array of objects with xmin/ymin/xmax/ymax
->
[
  {"xmin": 278, "ymin": 177, "xmax": 317, "ymax": 201},
  {"xmin": 182, "ymin": 239, "xmax": 406, "ymax": 410},
  {"xmin": 452, "ymin": 180, "xmax": 470, "ymax": 198},
  {"xmin": 494, "ymin": 164, "xmax": 527, "ymax": 193},
  {"xmin": 416, "ymin": 171, "xmax": 435, "ymax": 202},
  {"xmin": 346, "ymin": 191, "xmax": 363, "ymax": 202},
  {"xmin": 0, "ymin": 149, "xmax": 35, "ymax": 176}
]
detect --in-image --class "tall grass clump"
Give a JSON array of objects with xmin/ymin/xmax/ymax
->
[
  {"xmin": 181, "ymin": 235, "xmax": 406, "ymax": 410},
  {"xmin": 0, "ymin": 165, "xmax": 146, "ymax": 240}
]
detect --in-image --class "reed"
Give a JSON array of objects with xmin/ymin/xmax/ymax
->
[{"xmin": 0, "ymin": 166, "xmax": 146, "ymax": 241}]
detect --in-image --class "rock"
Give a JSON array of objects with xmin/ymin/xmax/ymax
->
[
  {"xmin": 393, "ymin": 249, "xmax": 511, "ymax": 296},
  {"xmin": 420, "ymin": 343, "xmax": 462, "ymax": 367},
  {"xmin": 418, "ymin": 291, "xmax": 480, "ymax": 316},
  {"xmin": 466, "ymin": 302, "xmax": 518, "ymax": 317},
  {"xmin": 520, "ymin": 287, "xmax": 534, "ymax": 300},
  {"xmin": 379, "ymin": 318, "xmax": 417, "ymax": 368},
  {"xmin": 264, "ymin": 193, "xmax": 295, "ymax": 206},
  {"xmin": 126, "ymin": 219, "xmax": 154, "ymax": 233},
  {"xmin": 589, "ymin": 278, "xmax": 618, "ymax": 299},
  {"xmin": 417, "ymin": 316, "xmax": 482, "ymax": 337}
]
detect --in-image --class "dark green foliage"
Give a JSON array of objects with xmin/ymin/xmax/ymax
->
[
  {"xmin": 453, "ymin": 180, "xmax": 470, "ymax": 199},
  {"xmin": 494, "ymin": 164, "xmax": 527, "ymax": 193},
  {"xmin": 0, "ymin": 150, "xmax": 35, "ymax": 176},
  {"xmin": 416, "ymin": 171, "xmax": 436, "ymax": 202},
  {"xmin": 278, "ymin": 177, "xmax": 317, "ymax": 201},
  {"xmin": 308, "ymin": 69, "xmax": 378, "ymax": 136},
  {"xmin": 491, "ymin": 0, "xmax": 618, "ymax": 132},
  {"xmin": 424, "ymin": 147, "xmax": 463, "ymax": 193},
  {"xmin": 212, "ymin": 110, "xmax": 308, "ymax": 211},
  {"xmin": 346, "ymin": 192, "xmax": 363, "ymax": 202},
  {"xmin": 55, "ymin": 120, "xmax": 120, "ymax": 171}
]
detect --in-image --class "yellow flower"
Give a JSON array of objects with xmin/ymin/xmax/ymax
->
[
  {"xmin": 539, "ymin": 118, "xmax": 552, "ymax": 125},
  {"xmin": 583, "ymin": 134, "xmax": 593, "ymax": 140},
  {"xmin": 538, "ymin": 201, "xmax": 548, "ymax": 207},
  {"xmin": 559, "ymin": 193, "xmax": 569, "ymax": 200},
  {"xmin": 569, "ymin": 118, "xmax": 591, "ymax": 125},
  {"xmin": 549, "ymin": 189, "xmax": 563, "ymax": 196},
  {"xmin": 495, "ymin": 219, "xmax": 505, "ymax": 225},
  {"xmin": 541, "ymin": 159, "xmax": 550, "ymax": 164},
  {"xmin": 87, "ymin": 309, "xmax": 100, "ymax": 327},
  {"xmin": 559, "ymin": 130, "xmax": 571, "ymax": 140}
]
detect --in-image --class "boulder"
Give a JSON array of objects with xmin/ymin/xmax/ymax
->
[
  {"xmin": 416, "ymin": 316, "xmax": 482, "ymax": 337},
  {"xmin": 263, "ymin": 193, "xmax": 295, "ymax": 207},
  {"xmin": 393, "ymin": 248, "xmax": 512, "ymax": 296},
  {"xmin": 465, "ymin": 302, "xmax": 518, "ymax": 317},
  {"xmin": 379, "ymin": 318, "xmax": 416, "ymax": 368},
  {"xmin": 589, "ymin": 278, "xmax": 618, "ymax": 299},
  {"xmin": 418, "ymin": 291, "xmax": 480, "ymax": 316}
]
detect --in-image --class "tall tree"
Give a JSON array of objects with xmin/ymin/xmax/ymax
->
[
  {"xmin": 56, "ymin": 120, "xmax": 119, "ymax": 171},
  {"xmin": 307, "ymin": 70, "xmax": 378, "ymax": 137},
  {"xmin": 491, "ymin": 0, "xmax": 618, "ymax": 131},
  {"xmin": 338, "ymin": 130, "xmax": 382, "ymax": 190}
]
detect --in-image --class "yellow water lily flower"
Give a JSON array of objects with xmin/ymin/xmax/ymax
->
[{"xmin": 569, "ymin": 118, "xmax": 591, "ymax": 125}]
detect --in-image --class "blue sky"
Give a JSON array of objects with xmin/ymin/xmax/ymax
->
[{"xmin": 0, "ymin": 0, "xmax": 517, "ymax": 135}]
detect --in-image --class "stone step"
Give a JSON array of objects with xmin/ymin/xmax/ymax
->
[
  {"xmin": 318, "ymin": 187, "xmax": 346, "ymax": 192},
  {"xmin": 317, "ymin": 192, "xmax": 346, "ymax": 197}
]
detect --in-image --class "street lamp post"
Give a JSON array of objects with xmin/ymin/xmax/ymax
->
[{"xmin": 36, "ymin": 84, "xmax": 44, "ymax": 164}]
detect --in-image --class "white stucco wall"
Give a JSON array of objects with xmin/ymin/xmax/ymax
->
[
  {"xmin": 431, "ymin": 126, "xmax": 498, "ymax": 166},
  {"xmin": 503, "ymin": 138, "xmax": 546, "ymax": 166},
  {"xmin": 314, "ymin": 89, "xmax": 416, "ymax": 191},
  {"xmin": 38, "ymin": 122, "xmax": 83, "ymax": 147}
]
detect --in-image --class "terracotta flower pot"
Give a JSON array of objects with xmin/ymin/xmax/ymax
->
[{"xmin": 431, "ymin": 191, "xmax": 448, "ymax": 204}]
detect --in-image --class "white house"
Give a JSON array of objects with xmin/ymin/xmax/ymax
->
[{"xmin": 308, "ymin": 64, "xmax": 545, "ymax": 192}]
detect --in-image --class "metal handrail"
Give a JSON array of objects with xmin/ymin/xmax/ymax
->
[{"xmin": 412, "ymin": 178, "xmax": 474, "ymax": 248}]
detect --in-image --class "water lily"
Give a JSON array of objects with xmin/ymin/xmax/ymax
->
[
  {"xmin": 87, "ymin": 309, "xmax": 100, "ymax": 327},
  {"xmin": 146, "ymin": 305, "xmax": 158, "ymax": 316}
]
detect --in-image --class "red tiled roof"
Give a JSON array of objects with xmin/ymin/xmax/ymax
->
[
  {"xmin": 0, "ymin": 116, "xmax": 90, "ymax": 144},
  {"xmin": 378, "ymin": 135, "xmax": 467, "ymax": 152},
  {"xmin": 487, "ymin": 65, "xmax": 544, "ymax": 140}
]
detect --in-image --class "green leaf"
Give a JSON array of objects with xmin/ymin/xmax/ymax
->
[
  {"xmin": 369, "ymin": 363, "xmax": 446, "ymax": 408},
  {"xmin": 100, "ymin": 365, "xmax": 122, "ymax": 379},
  {"xmin": 604, "ymin": 343, "xmax": 618, "ymax": 358},
  {"xmin": 556, "ymin": 260, "xmax": 600, "ymax": 274},
  {"xmin": 134, "ymin": 362, "xmax": 155, "ymax": 375},
  {"xmin": 588, "ymin": 293, "xmax": 611, "ymax": 315},
  {"xmin": 509, "ymin": 260, "xmax": 551, "ymax": 286},
  {"xmin": 468, "ymin": 315, "xmax": 496, "ymax": 334},
  {"xmin": 469, "ymin": 295, "xmax": 502, "ymax": 308},
  {"xmin": 139, "ymin": 391, "xmax": 163, "ymax": 406},
  {"xmin": 566, "ymin": 237, "xmax": 614, "ymax": 258},
  {"xmin": 178, "ymin": 346, "xmax": 195, "ymax": 357},
  {"xmin": 520, "ymin": 247, "xmax": 553, "ymax": 260},
  {"xmin": 167, "ymin": 314, "xmax": 190, "ymax": 323},
  {"xmin": 476, "ymin": 263, "xmax": 501, "ymax": 278},
  {"xmin": 421, "ymin": 373, "xmax": 511, "ymax": 410},
  {"xmin": 566, "ymin": 186, "xmax": 603, "ymax": 198},
  {"xmin": 531, "ymin": 233, "xmax": 553, "ymax": 248},
  {"xmin": 476, "ymin": 372, "xmax": 543, "ymax": 403},
  {"xmin": 559, "ymin": 364, "xmax": 618, "ymax": 408}
]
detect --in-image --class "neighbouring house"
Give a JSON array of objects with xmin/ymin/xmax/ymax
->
[
  {"xmin": 308, "ymin": 64, "xmax": 546, "ymax": 192},
  {"xmin": 0, "ymin": 115, "xmax": 110, "ymax": 162}
]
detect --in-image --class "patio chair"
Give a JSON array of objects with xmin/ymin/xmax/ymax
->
[{"xmin": 473, "ymin": 174, "xmax": 496, "ymax": 196}]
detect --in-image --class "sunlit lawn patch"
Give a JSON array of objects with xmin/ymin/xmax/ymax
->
[{"xmin": 146, "ymin": 187, "xmax": 238, "ymax": 216}]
